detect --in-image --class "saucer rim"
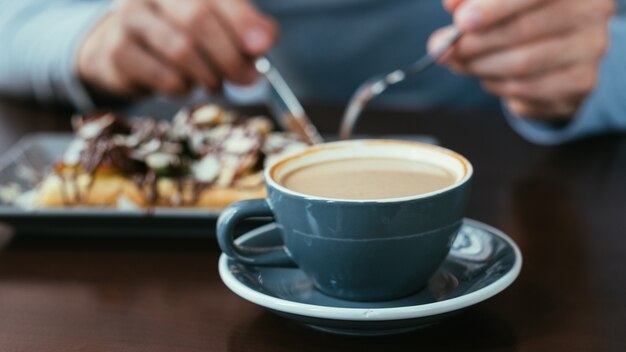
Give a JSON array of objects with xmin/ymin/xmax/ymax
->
[{"xmin": 218, "ymin": 218, "xmax": 522, "ymax": 322}]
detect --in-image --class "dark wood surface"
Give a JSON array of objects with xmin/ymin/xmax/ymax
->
[{"xmin": 0, "ymin": 98, "xmax": 625, "ymax": 351}]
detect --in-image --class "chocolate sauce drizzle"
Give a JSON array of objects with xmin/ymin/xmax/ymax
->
[{"xmin": 55, "ymin": 106, "xmax": 303, "ymax": 207}]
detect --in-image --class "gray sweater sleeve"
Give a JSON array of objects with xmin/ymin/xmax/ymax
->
[
  {"xmin": 505, "ymin": 16, "xmax": 626, "ymax": 145},
  {"xmin": 0, "ymin": 0, "xmax": 111, "ymax": 111}
]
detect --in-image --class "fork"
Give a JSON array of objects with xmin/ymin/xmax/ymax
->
[{"xmin": 339, "ymin": 27, "xmax": 463, "ymax": 140}]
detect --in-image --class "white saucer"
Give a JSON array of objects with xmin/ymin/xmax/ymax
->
[{"xmin": 219, "ymin": 218, "xmax": 522, "ymax": 336}]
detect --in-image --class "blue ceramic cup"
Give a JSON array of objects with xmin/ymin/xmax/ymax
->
[{"xmin": 217, "ymin": 140, "xmax": 472, "ymax": 301}]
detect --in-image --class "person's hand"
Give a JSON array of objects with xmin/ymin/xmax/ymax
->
[
  {"xmin": 77, "ymin": 0, "xmax": 277, "ymax": 99},
  {"xmin": 429, "ymin": 0, "xmax": 615, "ymax": 120}
]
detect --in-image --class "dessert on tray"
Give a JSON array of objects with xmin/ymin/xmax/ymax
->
[{"xmin": 35, "ymin": 104, "xmax": 309, "ymax": 209}]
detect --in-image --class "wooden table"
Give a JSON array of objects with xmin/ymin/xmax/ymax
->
[{"xmin": 0, "ymin": 98, "xmax": 624, "ymax": 351}]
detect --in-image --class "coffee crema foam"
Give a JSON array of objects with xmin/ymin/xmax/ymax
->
[{"xmin": 279, "ymin": 158, "xmax": 456, "ymax": 200}]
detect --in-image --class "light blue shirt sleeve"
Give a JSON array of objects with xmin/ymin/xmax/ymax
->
[
  {"xmin": 0, "ymin": 0, "xmax": 111, "ymax": 111},
  {"xmin": 505, "ymin": 16, "xmax": 626, "ymax": 145}
]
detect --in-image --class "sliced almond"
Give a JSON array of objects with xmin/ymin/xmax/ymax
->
[
  {"xmin": 192, "ymin": 104, "xmax": 222, "ymax": 126},
  {"xmin": 193, "ymin": 155, "xmax": 220, "ymax": 183},
  {"xmin": 77, "ymin": 113, "xmax": 115, "ymax": 139},
  {"xmin": 62, "ymin": 139, "xmax": 87, "ymax": 166},
  {"xmin": 245, "ymin": 116, "xmax": 273, "ymax": 135},
  {"xmin": 223, "ymin": 128, "xmax": 259, "ymax": 154},
  {"xmin": 146, "ymin": 152, "xmax": 177, "ymax": 170},
  {"xmin": 216, "ymin": 157, "xmax": 239, "ymax": 188}
]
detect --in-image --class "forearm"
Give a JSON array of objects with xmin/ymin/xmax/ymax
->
[
  {"xmin": 0, "ymin": 0, "xmax": 111, "ymax": 111},
  {"xmin": 505, "ymin": 17, "xmax": 626, "ymax": 145}
]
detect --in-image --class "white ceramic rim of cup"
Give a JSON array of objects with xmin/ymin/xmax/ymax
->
[
  {"xmin": 266, "ymin": 139, "xmax": 473, "ymax": 203},
  {"xmin": 218, "ymin": 218, "xmax": 522, "ymax": 322}
]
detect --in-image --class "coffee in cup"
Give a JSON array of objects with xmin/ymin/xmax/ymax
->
[
  {"xmin": 279, "ymin": 157, "xmax": 457, "ymax": 200},
  {"xmin": 217, "ymin": 140, "xmax": 472, "ymax": 301}
]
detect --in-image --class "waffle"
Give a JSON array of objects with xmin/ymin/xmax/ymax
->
[{"xmin": 35, "ymin": 104, "xmax": 309, "ymax": 210}]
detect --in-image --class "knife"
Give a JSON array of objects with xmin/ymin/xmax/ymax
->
[{"xmin": 255, "ymin": 57, "xmax": 324, "ymax": 145}]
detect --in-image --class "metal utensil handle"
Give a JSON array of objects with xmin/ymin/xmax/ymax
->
[
  {"xmin": 339, "ymin": 27, "xmax": 463, "ymax": 140},
  {"xmin": 255, "ymin": 57, "xmax": 306, "ymax": 118},
  {"xmin": 255, "ymin": 57, "xmax": 324, "ymax": 145}
]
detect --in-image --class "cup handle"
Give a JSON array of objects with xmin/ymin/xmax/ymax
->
[{"xmin": 217, "ymin": 198, "xmax": 296, "ymax": 267}]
